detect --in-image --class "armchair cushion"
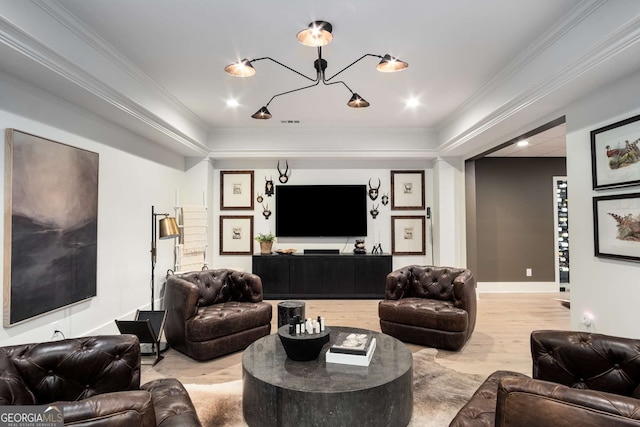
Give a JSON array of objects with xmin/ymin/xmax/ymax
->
[
  {"xmin": 378, "ymin": 298, "xmax": 468, "ymax": 333},
  {"xmin": 187, "ymin": 301, "xmax": 272, "ymax": 343}
]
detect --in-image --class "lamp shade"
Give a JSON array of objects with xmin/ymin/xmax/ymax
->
[
  {"xmin": 296, "ymin": 21, "xmax": 333, "ymax": 47},
  {"xmin": 347, "ymin": 93, "xmax": 370, "ymax": 108},
  {"xmin": 158, "ymin": 216, "xmax": 180, "ymax": 239},
  {"xmin": 224, "ymin": 58, "xmax": 256, "ymax": 77},
  {"xmin": 251, "ymin": 106, "xmax": 272, "ymax": 119},
  {"xmin": 376, "ymin": 54, "xmax": 409, "ymax": 72}
]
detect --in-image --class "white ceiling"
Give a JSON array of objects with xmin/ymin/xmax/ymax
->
[
  {"xmin": 51, "ymin": 0, "xmax": 582, "ymax": 130},
  {"xmin": 1, "ymin": 0, "xmax": 638, "ymax": 160},
  {"xmin": 488, "ymin": 123, "xmax": 566, "ymax": 157}
]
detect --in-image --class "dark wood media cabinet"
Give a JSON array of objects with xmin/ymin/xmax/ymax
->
[{"xmin": 252, "ymin": 253, "xmax": 392, "ymax": 299}]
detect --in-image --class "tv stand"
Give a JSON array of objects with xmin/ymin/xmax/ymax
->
[{"xmin": 252, "ymin": 253, "xmax": 392, "ymax": 299}]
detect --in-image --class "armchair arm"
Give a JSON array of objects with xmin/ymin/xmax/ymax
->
[
  {"xmin": 384, "ymin": 266, "xmax": 412, "ymax": 299},
  {"xmin": 55, "ymin": 390, "xmax": 156, "ymax": 427},
  {"xmin": 229, "ymin": 270, "xmax": 264, "ymax": 303},
  {"xmin": 141, "ymin": 378, "xmax": 201, "ymax": 427},
  {"xmin": 496, "ymin": 376, "xmax": 640, "ymax": 427},
  {"xmin": 453, "ymin": 270, "xmax": 477, "ymax": 338},
  {"xmin": 165, "ymin": 275, "xmax": 201, "ymax": 349}
]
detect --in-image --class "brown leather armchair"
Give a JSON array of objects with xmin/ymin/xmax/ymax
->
[
  {"xmin": 0, "ymin": 334, "xmax": 200, "ymax": 427},
  {"xmin": 450, "ymin": 330, "xmax": 640, "ymax": 426},
  {"xmin": 164, "ymin": 269, "xmax": 272, "ymax": 361},
  {"xmin": 378, "ymin": 265, "xmax": 476, "ymax": 351}
]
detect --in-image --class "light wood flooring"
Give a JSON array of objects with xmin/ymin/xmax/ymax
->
[{"xmin": 141, "ymin": 293, "xmax": 570, "ymax": 385}]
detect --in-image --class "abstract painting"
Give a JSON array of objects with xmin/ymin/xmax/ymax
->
[{"xmin": 4, "ymin": 129, "xmax": 99, "ymax": 326}]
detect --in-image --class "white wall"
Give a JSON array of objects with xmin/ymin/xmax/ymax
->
[
  {"xmin": 210, "ymin": 166, "xmax": 436, "ymax": 272},
  {"xmin": 0, "ymin": 71, "xmax": 205, "ymax": 346},
  {"xmin": 566, "ymin": 68, "xmax": 640, "ymax": 338}
]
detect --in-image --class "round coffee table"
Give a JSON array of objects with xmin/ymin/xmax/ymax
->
[{"xmin": 242, "ymin": 326, "xmax": 413, "ymax": 427}]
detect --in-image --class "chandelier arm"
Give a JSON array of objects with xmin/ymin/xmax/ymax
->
[
  {"xmin": 251, "ymin": 57, "xmax": 317, "ymax": 82},
  {"xmin": 323, "ymin": 78, "xmax": 354, "ymax": 95},
  {"xmin": 323, "ymin": 54, "xmax": 382, "ymax": 82},
  {"xmin": 265, "ymin": 80, "xmax": 321, "ymax": 107}
]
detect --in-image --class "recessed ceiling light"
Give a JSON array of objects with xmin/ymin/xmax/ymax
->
[
  {"xmin": 226, "ymin": 99, "xmax": 239, "ymax": 107},
  {"xmin": 406, "ymin": 98, "xmax": 420, "ymax": 108},
  {"xmin": 517, "ymin": 140, "xmax": 529, "ymax": 147},
  {"xmin": 405, "ymin": 98, "xmax": 420, "ymax": 108}
]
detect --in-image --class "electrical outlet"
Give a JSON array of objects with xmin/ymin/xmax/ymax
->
[
  {"xmin": 526, "ymin": 268, "xmax": 532, "ymax": 277},
  {"xmin": 581, "ymin": 313, "xmax": 594, "ymax": 327}
]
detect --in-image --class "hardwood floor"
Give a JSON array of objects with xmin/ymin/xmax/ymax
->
[{"xmin": 141, "ymin": 293, "xmax": 570, "ymax": 385}]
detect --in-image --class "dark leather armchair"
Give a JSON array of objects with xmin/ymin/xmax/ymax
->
[
  {"xmin": 0, "ymin": 334, "xmax": 200, "ymax": 426},
  {"xmin": 450, "ymin": 330, "xmax": 640, "ymax": 426},
  {"xmin": 164, "ymin": 269, "xmax": 272, "ymax": 361},
  {"xmin": 378, "ymin": 265, "xmax": 476, "ymax": 351}
]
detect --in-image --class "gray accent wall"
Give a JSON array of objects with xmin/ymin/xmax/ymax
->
[{"xmin": 466, "ymin": 157, "xmax": 566, "ymax": 282}]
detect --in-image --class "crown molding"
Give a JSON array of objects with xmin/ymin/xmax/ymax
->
[
  {"xmin": 34, "ymin": 0, "xmax": 211, "ymax": 132},
  {"xmin": 0, "ymin": 5, "xmax": 209, "ymax": 156},
  {"xmin": 437, "ymin": 0, "xmax": 606, "ymax": 135},
  {"xmin": 208, "ymin": 148, "xmax": 438, "ymax": 160},
  {"xmin": 438, "ymin": 11, "xmax": 640, "ymax": 156}
]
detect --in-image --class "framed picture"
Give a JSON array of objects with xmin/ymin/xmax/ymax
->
[
  {"xmin": 593, "ymin": 192, "xmax": 640, "ymax": 262},
  {"xmin": 391, "ymin": 170, "xmax": 425, "ymax": 210},
  {"xmin": 220, "ymin": 170, "xmax": 254, "ymax": 210},
  {"xmin": 391, "ymin": 215, "xmax": 426, "ymax": 255},
  {"xmin": 591, "ymin": 114, "xmax": 640, "ymax": 190},
  {"xmin": 219, "ymin": 215, "xmax": 254, "ymax": 255},
  {"xmin": 4, "ymin": 129, "xmax": 99, "ymax": 326}
]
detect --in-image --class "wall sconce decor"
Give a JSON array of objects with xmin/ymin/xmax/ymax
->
[{"xmin": 224, "ymin": 21, "xmax": 408, "ymax": 119}]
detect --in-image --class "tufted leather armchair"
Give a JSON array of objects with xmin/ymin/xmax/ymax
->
[
  {"xmin": 450, "ymin": 330, "xmax": 640, "ymax": 426},
  {"xmin": 164, "ymin": 269, "xmax": 272, "ymax": 361},
  {"xmin": 378, "ymin": 265, "xmax": 476, "ymax": 351},
  {"xmin": 0, "ymin": 334, "xmax": 200, "ymax": 426}
]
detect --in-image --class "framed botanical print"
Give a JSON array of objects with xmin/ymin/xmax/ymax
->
[
  {"xmin": 391, "ymin": 170, "xmax": 425, "ymax": 210},
  {"xmin": 220, "ymin": 170, "xmax": 254, "ymax": 210},
  {"xmin": 219, "ymin": 215, "xmax": 254, "ymax": 255},
  {"xmin": 593, "ymin": 192, "xmax": 640, "ymax": 262},
  {"xmin": 391, "ymin": 215, "xmax": 426, "ymax": 255},
  {"xmin": 591, "ymin": 114, "xmax": 640, "ymax": 190}
]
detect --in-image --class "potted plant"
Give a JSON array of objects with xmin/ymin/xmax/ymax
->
[{"xmin": 255, "ymin": 232, "xmax": 276, "ymax": 254}]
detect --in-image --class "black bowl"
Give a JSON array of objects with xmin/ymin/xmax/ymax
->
[{"xmin": 278, "ymin": 325, "xmax": 331, "ymax": 361}]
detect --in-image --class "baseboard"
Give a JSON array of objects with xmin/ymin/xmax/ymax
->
[{"xmin": 477, "ymin": 282, "xmax": 560, "ymax": 293}]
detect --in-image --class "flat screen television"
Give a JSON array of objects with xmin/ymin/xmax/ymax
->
[{"xmin": 275, "ymin": 185, "xmax": 367, "ymax": 237}]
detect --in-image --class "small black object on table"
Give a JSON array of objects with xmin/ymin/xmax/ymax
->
[{"xmin": 277, "ymin": 300, "xmax": 306, "ymax": 328}]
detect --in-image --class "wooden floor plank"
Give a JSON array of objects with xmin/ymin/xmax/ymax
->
[{"xmin": 141, "ymin": 293, "xmax": 570, "ymax": 384}]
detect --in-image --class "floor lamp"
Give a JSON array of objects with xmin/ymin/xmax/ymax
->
[
  {"xmin": 151, "ymin": 205, "xmax": 180, "ymax": 311},
  {"xmin": 115, "ymin": 206, "xmax": 179, "ymax": 363}
]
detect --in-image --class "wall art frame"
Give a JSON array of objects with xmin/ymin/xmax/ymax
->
[
  {"xmin": 593, "ymin": 192, "xmax": 640, "ymax": 262},
  {"xmin": 4, "ymin": 129, "xmax": 99, "ymax": 326},
  {"xmin": 591, "ymin": 114, "xmax": 640, "ymax": 190},
  {"xmin": 391, "ymin": 170, "xmax": 425, "ymax": 210},
  {"xmin": 220, "ymin": 170, "xmax": 254, "ymax": 210},
  {"xmin": 219, "ymin": 215, "xmax": 254, "ymax": 255},
  {"xmin": 391, "ymin": 215, "xmax": 426, "ymax": 255}
]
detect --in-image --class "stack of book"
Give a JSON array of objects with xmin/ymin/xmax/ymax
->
[{"xmin": 325, "ymin": 332, "xmax": 376, "ymax": 366}]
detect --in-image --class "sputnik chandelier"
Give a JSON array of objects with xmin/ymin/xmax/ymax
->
[{"xmin": 224, "ymin": 21, "xmax": 408, "ymax": 119}]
